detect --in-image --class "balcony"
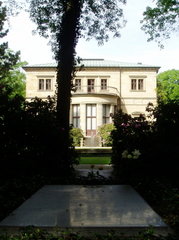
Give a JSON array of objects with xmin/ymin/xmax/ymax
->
[{"xmin": 72, "ymin": 85, "xmax": 120, "ymax": 96}]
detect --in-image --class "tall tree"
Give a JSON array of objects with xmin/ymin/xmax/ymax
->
[
  {"xmin": 157, "ymin": 69, "xmax": 179, "ymax": 103},
  {"xmin": 0, "ymin": 1, "xmax": 25, "ymax": 101},
  {"xmin": 141, "ymin": 0, "xmax": 179, "ymax": 47},
  {"xmin": 29, "ymin": 0, "xmax": 126, "ymax": 170},
  {"xmin": 0, "ymin": 1, "xmax": 20, "ymax": 81}
]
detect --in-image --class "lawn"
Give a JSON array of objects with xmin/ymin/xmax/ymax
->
[{"xmin": 79, "ymin": 156, "xmax": 111, "ymax": 164}]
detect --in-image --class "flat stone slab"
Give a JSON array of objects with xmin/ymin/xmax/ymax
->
[{"xmin": 0, "ymin": 185, "xmax": 169, "ymax": 235}]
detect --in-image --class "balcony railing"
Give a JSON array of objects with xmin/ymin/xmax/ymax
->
[{"xmin": 72, "ymin": 85, "xmax": 120, "ymax": 96}]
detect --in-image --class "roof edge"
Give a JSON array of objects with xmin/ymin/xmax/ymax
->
[{"xmin": 23, "ymin": 59, "xmax": 160, "ymax": 69}]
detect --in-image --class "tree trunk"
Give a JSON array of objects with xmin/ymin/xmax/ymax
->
[{"xmin": 55, "ymin": 0, "xmax": 81, "ymax": 172}]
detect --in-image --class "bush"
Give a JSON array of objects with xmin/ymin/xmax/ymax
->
[
  {"xmin": 70, "ymin": 127, "xmax": 84, "ymax": 147},
  {"xmin": 111, "ymin": 110, "xmax": 152, "ymax": 181},
  {"xmin": 98, "ymin": 123, "xmax": 116, "ymax": 146},
  {"xmin": 0, "ymin": 95, "xmax": 76, "ymax": 178},
  {"xmin": 111, "ymin": 101, "xmax": 179, "ymax": 182},
  {"xmin": 151, "ymin": 101, "xmax": 179, "ymax": 176}
]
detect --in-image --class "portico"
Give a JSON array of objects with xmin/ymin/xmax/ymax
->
[{"xmin": 70, "ymin": 94, "xmax": 118, "ymax": 136}]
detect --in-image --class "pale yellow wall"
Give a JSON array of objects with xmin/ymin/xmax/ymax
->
[
  {"xmin": 26, "ymin": 68, "xmax": 56, "ymax": 99},
  {"xmin": 25, "ymin": 66, "xmax": 158, "ymax": 118},
  {"xmin": 119, "ymin": 68, "xmax": 157, "ymax": 114},
  {"xmin": 120, "ymin": 68, "xmax": 157, "ymax": 98},
  {"xmin": 73, "ymin": 68, "xmax": 121, "ymax": 88}
]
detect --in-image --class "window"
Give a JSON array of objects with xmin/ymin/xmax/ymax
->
[
  {"xmin": 101, "ymin": 79, "xmax": 107, "ymax": 90},
  {"xmin": 131, "ymin": 79, "xmax": 137, "ymax": 90},
  {"xmin": 39, "ymin": 78, "xmax": 52, "ymax": 91},
  {"xmin": 46, "ymin": 79, "xmax": 51, "ymax": 90},
  {"xmin": 103, "ymin": 104, "xmax": 110, "ymax": 124},
  {"xmin": 39, "ymin": 79, "xmax": 44, "ymax": 90},
  {"xmin": 138, "ymin": 79, "xmax": 143, "ymax": 90},
  {"xmin": 86, "ymin": 104, "xmax": 96, "ymax": 136},
  {"xmin": 72, "ymin": 104, "xmax": 80, "ymax": 128},
  {"xmin": 75, "ymin": 79, "xmax": 81, "ymax": 91},
  {"xmin": 88, "ymin": 79, "xmax": 95, "ymax": 93},
  {"xmin": 131, "ymin": 79, "xmax": 144, "ymax": 91}
]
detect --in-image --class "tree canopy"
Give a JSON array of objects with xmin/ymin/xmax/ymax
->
[
  {"xmin": 0, "ymin": 1, "xmax": 25, "ymax": 98},
  {"xmin": 0, "ymin": 1, "xmax": 20, "ymax": 80},
  {"xmin": 29, "ymin": 0, "xmax": 126, "ymax": 49},
  {"xmin": 157, "ymin": 69, "xmax": 179, "ymax": 103},
  {"xmin": 1, "ymin": 61, "xmax": 26, "ymax": 98},
  {"xmin": 141, "ymin": 0, "xmax": 179, "ymax": 47}
]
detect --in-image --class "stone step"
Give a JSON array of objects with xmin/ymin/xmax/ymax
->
[
  {"xmin": 75, "ymin": 146, "xmax": 112, "ymax": 154},
  {"xmin": 84, "ymin": 136, "xmax": 101, "ymax": 147}
]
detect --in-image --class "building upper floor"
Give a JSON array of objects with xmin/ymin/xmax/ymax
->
[{"xmin": 23, "ymin": 59, "xmax": 160, "ymax": 100}]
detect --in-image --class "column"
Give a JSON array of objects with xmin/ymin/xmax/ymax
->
[
  {"xmin": 97, "ymin": 103, "xmax": 103, "ymax": 129},
  {"xmin": 69, "ymin": 104, "xmax": 72, "ymax": 125},
  {"xmin": 80, "ymin": 103, "xmax": 86, "ymax": 135},
  {"xmin": 83, "ymin": 77, "xmax": 87, "ymax": 93},
  {"xmin": 110, "ymin": 105, "xmax": 114, "ymax": 123},
  {"xmin": 96, "ymin": 76, "xmax": 100, "ymax": 93}
]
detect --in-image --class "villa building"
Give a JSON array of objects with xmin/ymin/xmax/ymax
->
[{"xmin": 24, "ymin": 59, "xmax": 160, "ymax": 137}]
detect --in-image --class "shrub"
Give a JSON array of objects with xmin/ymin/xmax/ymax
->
[
  {"xmin": 111, "ymin": 101, "xmax": 179, "ymax": 182},
  {"xmin": 0, "ymin": 95, "xmax": 76, "ymax": 178},
  {"xmin": 111, "ymin": 109, "xmax": 153, "ymax": 181},
  {"xmin": 70, "ymin": 127, "xmax": 84, "ymax": 147},
  {"xmin": 151, "ymin": 101, "xmax": 179, "ymax": 177},
  {"xmin": 98, "ymin": 123, "xmax": 116, "ymax": 146}
]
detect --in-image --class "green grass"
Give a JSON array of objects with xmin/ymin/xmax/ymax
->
[{"xmin": 79, "ymin": 156, "xmax": 111, "ymax": 164}]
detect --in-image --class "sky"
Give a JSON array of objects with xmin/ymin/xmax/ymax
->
[{"xmin": 5, "ymin": 0, "xmax": 179, "ymax": 73}]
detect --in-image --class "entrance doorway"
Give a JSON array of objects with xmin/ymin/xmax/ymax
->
[{"xmin": 86, "ymin": 104, "xmax": 96, "ymax": 136}]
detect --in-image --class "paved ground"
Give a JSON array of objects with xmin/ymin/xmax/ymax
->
[{"xmin": 0, "ymin": 185, "xmax": 170, "ymax": 235}]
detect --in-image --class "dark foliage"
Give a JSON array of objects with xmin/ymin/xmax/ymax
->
[
  {"xmin": 0, "ymin": 226, "xmax": 178, "ymax": 240},
  {"xmin": 111, "ymin": 101, "xmax": 179, "ymax": 182},
  {"xmin": 111, "ymin": 109, "xmax": 153, "ymax": 180},
  {"xmin": 134, "ymin": 177, "xmax": 179, "ymax": 234},
  {"xmin": 151, "ymin": 101, "xmax": 179, "ymax": 176},
  {"xmin": 0, "ymin": 93, "xmax": 76, "ymax": 179},
  {"xmin": 0, "ymin": 225, "xmax": 178, "ymax": 240},
  {"xmin": 111, "ymin": 103, "xmax": 179, "ymax": 234}
]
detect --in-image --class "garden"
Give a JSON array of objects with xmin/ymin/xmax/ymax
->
[
  {"xmin": 1, "ymin": 0, "xmax": 179, "ymax": 238},
  {"xmin": 0, "ymin": 89, "xmax": 179, "ymax": 239}
]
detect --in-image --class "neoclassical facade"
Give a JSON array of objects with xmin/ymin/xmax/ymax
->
[{"xmin": 24, "ymin": 59, "xmax": 160, "ymax": 137}]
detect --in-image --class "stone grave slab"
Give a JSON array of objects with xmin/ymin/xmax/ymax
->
[{"xmin": 0, "ymin": 185, "xmax": 170, "ymax": 235}]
